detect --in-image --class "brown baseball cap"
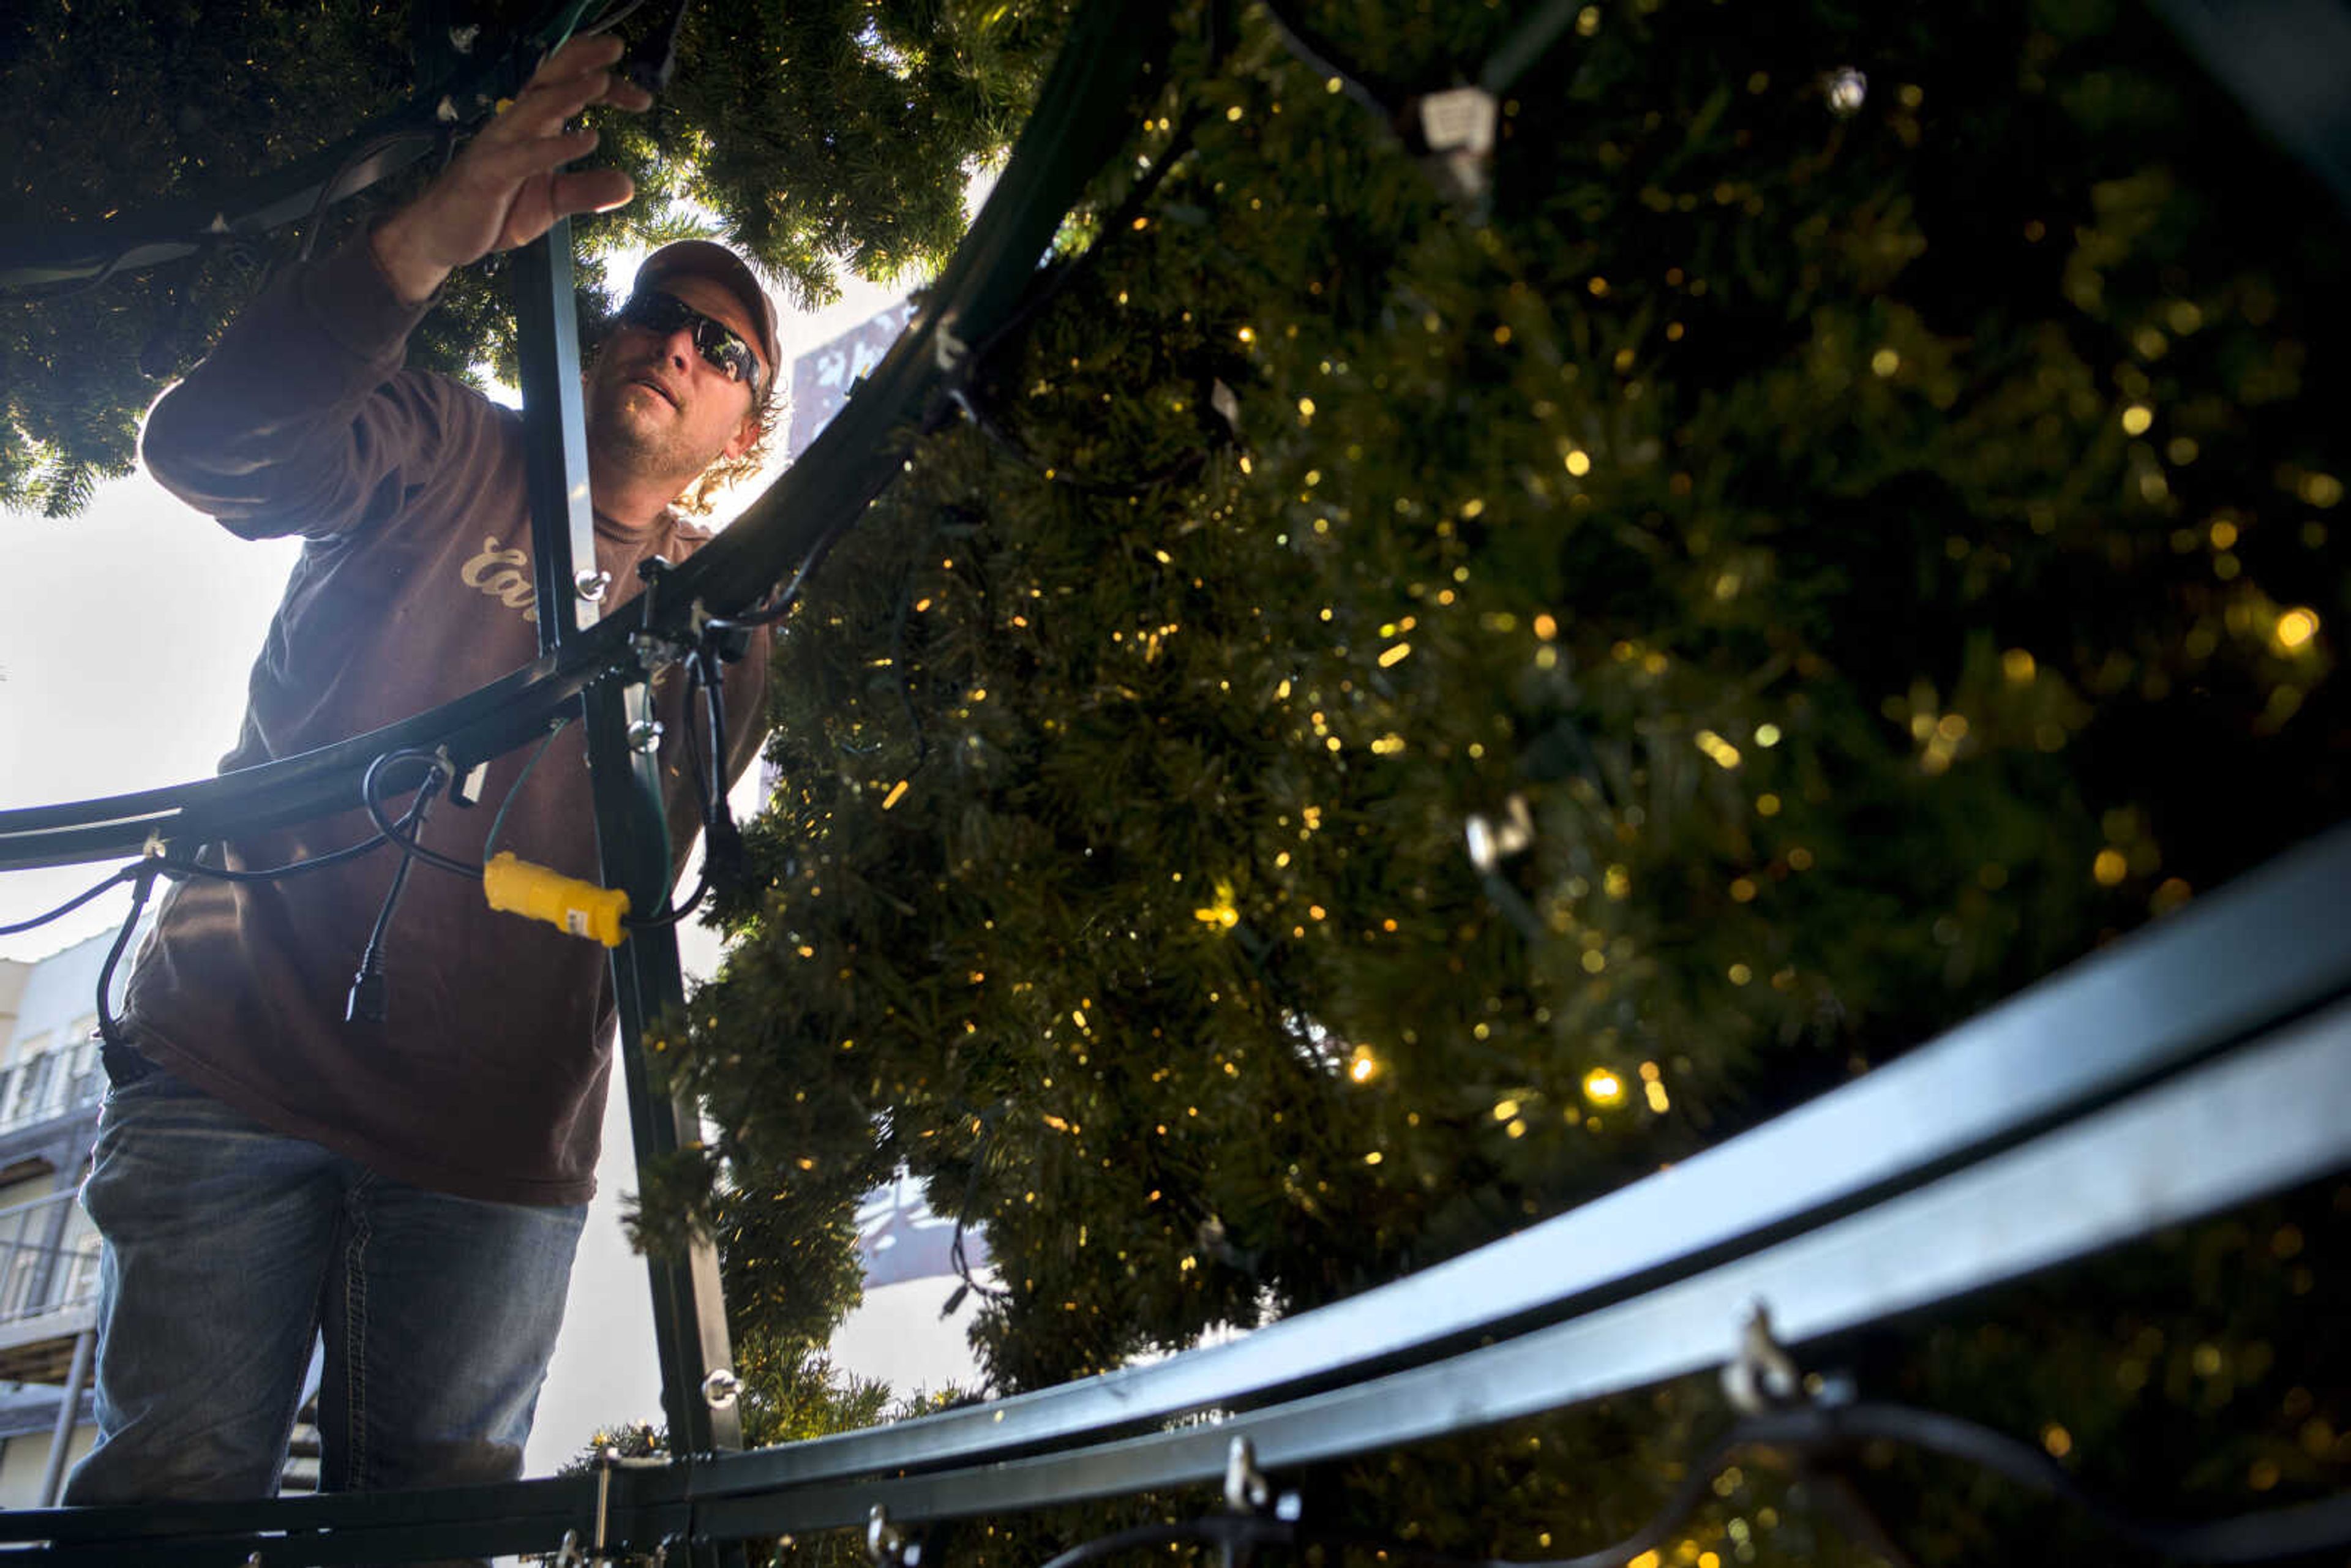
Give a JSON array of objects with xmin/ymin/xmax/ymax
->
[{"xmin": 634, "ymin": 240, "xmax": 780, "ymax": 389}]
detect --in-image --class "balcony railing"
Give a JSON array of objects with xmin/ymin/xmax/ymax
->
[
  {"xmin": 0, "ymin": 1190, "xmax": 99, "ymax": 1330},
  {"xmin": 0, "ymin": 1038, "xmax": 103, "ymax": 1138}
]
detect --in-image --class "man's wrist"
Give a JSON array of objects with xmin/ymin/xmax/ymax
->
[{"xmin": 367, "ymin": 211, "xmax": 452, "ymax": 306}]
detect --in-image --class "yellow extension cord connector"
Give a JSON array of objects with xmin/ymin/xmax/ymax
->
[{"xmin": 482, "ymin": 851, "xmax": 631, "ymax": 947}]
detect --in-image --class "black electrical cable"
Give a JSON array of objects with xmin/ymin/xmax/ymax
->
[
  {"xmin": 167, "ymin": 828, "xmax": 401, "ymax": 883},
  {"xmin": 624, "ymin": 869, "xmax": 709, "ymax": 928},
  {"xmin": 934, "ymin": 113, "xmax": 1221, "ymax": 503},
  {"xmin": 940, "ymin": 1102, "xmax": 1010, "ymax": 1314},
  {"xmin": 621, "ymin": 722, "xmax": 712, "ymax": 926},
  {"xmin": 361, "ymin": 748, "xmax": 479, "ymax": 879},
  {"xmin": 949, "ymin": 383, "xmax": 1212, "ymax": 497},
  {"xmin": 620, "ymin": 642, "xmax": 730, "ymax": 929},
  {"xmin": 735, "ymin": 527, "xmax": 845, "ymax": 626},
  {"xmin": 685, "ymin": 640, "xmax": 728, "ymax": 816},
  {"xmin": 1479, "ymin": 0, "xmax": 1583, "ymax": 96},
  {"xmin": 1015, "ymin": 1404, "xmax": 2351, "ymax": 1568},
  {"xmin": 966, "ymin": 108, "xmax": 1205, "ymax": 373},
  {"xmin": 1757, "ymin": 1402, "xmax": 2351, "ymax": 1562},
  {"xmin": 687, "ymin": 637, "xmax": 747, "ymax": 885},
  {"xmin": 347, "ymin": 763, "xmax": 451, "ymax": 1024},
  {"xmin": 1253, "ymin": 0, "xmax": 1407, "ymax": 125},
  {"xmin": 84, "ymin": 770, "xmax": 452, "ymax": 1048},
  {"xmin": 298, "ymin": 129, "xmax": 440, "ymax": 263},
  {"xmin": 616, "ymin": 0, "xmax": 691, "ymax": 93},
  {"xmin": 93, "ymin": 861, "xmax": 165, "ymax": 1051},
  {"xmin": 7, "ymin": 246, "xmax": 137, "ymax": 306},
  {"xmin": 0, "ymin": 0, "xmax": 596, "ymax": 295},
  {"xmin": 733, "ymin": 463, "xmax": 893, "ymax": 626},
  {"xmin": 887, "ymin": 569, "xmax": 934, "ymax": 780},
  {"xmin": 0, "ymin": 864, "xmax": 138, "ymax": 937},
  {"xmin": 580, "ymin": 0, "xmax": 651, "ymax": 34}
]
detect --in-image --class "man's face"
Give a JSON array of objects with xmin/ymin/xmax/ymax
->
[{"xmin": 585, "ymin": 272, "xmax": 767, "ymax": 497}]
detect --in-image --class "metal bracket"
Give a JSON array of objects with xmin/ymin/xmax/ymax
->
[
  {"xmin": 867, "ymin": 1504, "xmax": 923, "ymax": 1568},
  {"xmin": 1722, "ymin": 1303, "xmax": 1804, "ymax": 1414},
  {"xmin": 1223, "ymin": 1435, "xmax": 1269, "ymax": 1513},
  {"xmin": 1222, "ymin": 1435, "xmax": 1302, "ymax": 1520}
]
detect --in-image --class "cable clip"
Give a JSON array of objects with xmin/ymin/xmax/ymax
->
[
  {"xmin": 933, "ymin": 310, "xmax": 970, "ymax": 376},
  {"xmin": 1722, "ymin": 1304, "xmax": 1804, "ymax": 1415},
  {"xmin": 1463, "ymin": 793, "xmax": 1534, "ymax": 874},
  {"xmin": 1210, "ymin": 379, "xmax": 1242, "ymax": 436},
  {"xmin": 1223, "ymin": 1436, "xmax": 1301, "ymax": 1520},
  {"xmin": 1465, "ymin": 795, "xmax": 1545, "ymax": 941},
  {"xmin": 868, "ymin": 1504, "xmax": 923, "ymax": 1568}
]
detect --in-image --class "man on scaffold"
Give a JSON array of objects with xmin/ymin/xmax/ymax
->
[{"xmin": 67, "ymin": 34, "xmax": 776, "ymax": 1527}]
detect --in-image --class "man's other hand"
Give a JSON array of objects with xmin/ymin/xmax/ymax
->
[{"xmin": 370, "ymin": 35, "xmax": 653, "ymax": 304}]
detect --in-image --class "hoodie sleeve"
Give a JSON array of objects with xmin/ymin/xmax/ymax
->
[{"xmin": 140, "ymin": 234, "xmax": 465, "ymax": 542}]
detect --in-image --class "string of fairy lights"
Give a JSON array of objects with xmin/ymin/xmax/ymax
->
[{"xmin": 2, "ymin": 0, "xmax": 2344, "ymax": 1561}]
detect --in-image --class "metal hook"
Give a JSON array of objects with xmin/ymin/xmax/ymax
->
[
  {"xmin": 867, "ymin": 1503, "xmax": 923, "ymax": 1568},
  {"xmin": 1224, "ymin": 1435, "xmax": 1271, "ymax": 1513},
  {"xmin": 1722, "ymin": 1302, "xmax": 1804, "ymax": 1414}
]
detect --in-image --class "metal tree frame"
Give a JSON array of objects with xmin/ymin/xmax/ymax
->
[
  {"xmin": 0, "ymin": 0, "xmax": 2347, "ymax": 1562},
  {"xmin": 1, "ymin": 826, "xmax": 2345, "ymax": 1562}
]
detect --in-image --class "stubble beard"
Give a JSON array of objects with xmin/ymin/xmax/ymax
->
[{"xmin": 587, "ymin": 373, "xmax": 712, "ymax": 497}]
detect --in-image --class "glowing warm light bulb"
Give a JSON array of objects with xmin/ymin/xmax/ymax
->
[
  {"xmin": 1582, "ymin": 1067, "xmax": 1625, "ymax": 1107},
  {"xmin": 2275, "ymin": 607, "xmax": 2320, "ymax": 651}
]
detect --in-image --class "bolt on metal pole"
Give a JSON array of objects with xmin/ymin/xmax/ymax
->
[{"xmin": 511, "ymin": 223, "xmax": 748, "ymax": 1509}]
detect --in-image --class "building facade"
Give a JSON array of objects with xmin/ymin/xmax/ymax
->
[{"xmin": 0, "ymin": 931, "xmax": 113, "ymax": 1508}]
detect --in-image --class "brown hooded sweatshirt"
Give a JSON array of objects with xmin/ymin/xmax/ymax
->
[{"xmin": 122, "ymin": 236, "xmax": 768, "ymax": 1206}]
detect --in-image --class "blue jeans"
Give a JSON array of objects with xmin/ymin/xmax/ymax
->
[{"xmin": 65, "ymin": 1060, "xmax": 587, "ymax": 1520}]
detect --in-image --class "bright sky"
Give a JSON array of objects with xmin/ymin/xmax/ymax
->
[{"xmin": 0, "ymin": 244, "xmax": 904, "ymax": 966}]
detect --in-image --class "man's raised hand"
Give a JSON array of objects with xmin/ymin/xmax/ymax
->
[{"xmin": 370, "ymin": 34, "xmax": 653, "ymax": 304}]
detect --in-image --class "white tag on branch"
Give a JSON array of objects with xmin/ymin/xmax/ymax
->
[
  {"xmin": 1210, "ymin": 378, "xmax": 1241, "ymax": 432},
  {"xmin": 1419, "ymin": 86, "xmax": 1499, "ymax": 157}
]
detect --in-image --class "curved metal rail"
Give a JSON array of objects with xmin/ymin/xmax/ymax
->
[{"xmin": 3, "ymin": 820, "xmax": 2344, "ymax": 1561}]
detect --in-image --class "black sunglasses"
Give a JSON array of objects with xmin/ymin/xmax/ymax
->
[{"xmin": 616, "ymin": 290, "xmax": 764, "ymax": 392}]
